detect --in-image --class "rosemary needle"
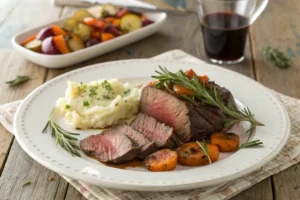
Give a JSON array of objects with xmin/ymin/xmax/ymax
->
[
  {"xmin": 23, "ymin": 180, "xmax": 31, "ymax": 186},
  {"xmin": 239, "ymin": 140, "xmax": 263, "ymax": 149},
  {"xmin": 196, "ymin": 140, "xmax": 211, "ymax": 164}
]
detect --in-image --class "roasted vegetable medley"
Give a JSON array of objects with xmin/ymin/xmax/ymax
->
[{"xmin": 20, "ymin": 4, "xmax": 154, "ymax": 55}]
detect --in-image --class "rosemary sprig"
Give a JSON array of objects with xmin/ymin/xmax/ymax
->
[
  {"xmin": 239, "ymin": 140, "xmax": 263, "ymax": 149},
  {"xmin": 264, "ymin": 47, "xmax": 290, "ymax": 69},
  {"xmin": 42, "ymin": 110, "xmax": 81, "ymax": 157},
  {"xmin": 196, "ymin": 140, "xmax": 211, "ymax": 164},
  {"xmin": 152, "ymin": 66, "xmax": 264, "ymax": 137},
  {"xmin": 6, "ymin": 75, "xmax": 30, "ymax": 87}
]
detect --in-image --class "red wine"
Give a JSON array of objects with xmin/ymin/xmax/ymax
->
[{"xmin": 201, "ymin": 12, "xmax": 249, "ymax": 61}]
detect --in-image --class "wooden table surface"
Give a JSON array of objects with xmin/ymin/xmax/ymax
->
[{"xmin": 1, "ymin": 0, "xmax": 300, "ymax": 199}]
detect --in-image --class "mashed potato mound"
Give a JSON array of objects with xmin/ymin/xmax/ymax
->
[{"xmin": 56, "ymin": 79, "xmax": 141, "ymax": 129}]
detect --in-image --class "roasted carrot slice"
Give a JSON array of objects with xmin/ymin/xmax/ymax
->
[
  {"xmin": 211, "ymin": 132, "xmax": 240, "ymax": 152},
  {"xmin": 144, "ymin": 149, "xmax": 178, "ymax": 172},
  {"xmin": 177, "ymin": 142, "xmax": 219, "ymax": 166},
  {"xmin": 173, "ymin": 84, "xmax": 194, "ymax": 95},
  {"xmin": 112, "ymin": 18, "xmax": 121, "ymax": 28},
  {"xmin": 52, "ymin": 24, "xmax": 67, "ymax": 36},
  {"xmin": 21, "ymin": 34, "xmax": 37, "ymax": 46},
  {"xmin": 104, "ymin": 17, "xmax": 115, "ymax": 23},
  {"xmin": 141, "ymin": 15, "xmax": 148, "ymax": 21},
  {"xmin": 101, "ymin": 33, "xmax": 115, "ymax": 42},
  {"xmin": 53, "ymin": 35, "xmax": 70, "ymax": 54},
  {"xmin": 83, "ymin": 17, "xmax": 106, "ymax": 29}
]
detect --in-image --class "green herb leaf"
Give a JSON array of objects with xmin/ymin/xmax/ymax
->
[
  {"xmin": 89, "ymin": 85, "xmax": 98, "ymax": 98},
  {"xmin": 42, "ymin": 110, "xmax": 81, "ymax": 157},
  {"xmin": 196, "ymin": 140, "xmax": 211, "ymax": 164},
  {"xmin": 101, "ymin": 80, "xmax": 113, "ymax": 93},
  {"xmin": 124, "ymin": 89, "xmax": 131, "ymax": 95},
  {"xmin": 103, "ymin": 95, "xmax": 111, "ymax": 100},
  {"xmin": 264, "ymin": 47, "xmax": 290, "ymax": 69},
  {"xmin": 23, "ymin": 180, "xmax": 31, "ymax": 186},
  {"xmin": 6, "ymin": 76, "xmax": 30, "ymax": 87},
  {"xmin": 239, "ymin": 140, "xmax": 263, "ymax": 149},
  {"xmin": 152, "ymin": 66, "xmax": 264, "ymax": 136},
  {"xmin": 83, "ymin": 101, "xmax": 89, "ymax": 107},
  {"xmin": 65, "ymin": 105, "xmax": 70, "ymax": 109}
]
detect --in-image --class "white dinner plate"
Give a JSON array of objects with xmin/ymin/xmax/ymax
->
[
  {"xmin": 14, "ymin": 59, "xmax": 290, "ymax": 191},
  {"xmin": 12, "ymin": 12, "xmax": 166, "ymax": 69}
]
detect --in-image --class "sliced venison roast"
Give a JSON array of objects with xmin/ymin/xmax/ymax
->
[
  {"xmin": 80, "ymin": 128, "xmax": 139, "ymax": 164},
  {"xmin": 113, "ymin": 124, "xmax": 156, "ymax": 158},
  {"xmin": 131, "ymin": 113, "xmax": 177, "ymax": 148},
  {"xmin": 139, "ymin": 87, "xmax": 228, "ymax": 142}
]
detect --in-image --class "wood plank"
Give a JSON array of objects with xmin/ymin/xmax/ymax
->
[
  {"xmin": 250, "ymin": 0, "xmax": 300, "ymax": 98},
  {"xmin": 0, "ymin": 140, "xmax": 67, "ymax": 200},
  {"xmin": 0, "ymin": 0, "xmax": 62, "ymax": 48},
  {"xmin": 0, "ymin": 50, "xmax": 47, "ymax": 174},
  {"xmin": 54, "ymin": 178, "xmax": 69, "ymax": 200},
  {"xmin": 272, "ymin": 164, "xmax": 300, "ymax": 200},
  {"xmin": 250, "ymin": 0, "xmax": 300, "ymax": 199},
  {"xmin": 65, "ymin": 185, "xmax": 87, "ymax": 200},
  {"xmin": 231, "ymin": 178, "xmax": 273, "ymax": 200}
]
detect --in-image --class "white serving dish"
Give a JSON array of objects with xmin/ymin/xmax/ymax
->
[
  {"xmin": 12, "ymin": 12, "xmax": 166, "ymax": 69},
  {"xmin": 14, "ymin": 59, "xmax": 290, "ymax": 191}
]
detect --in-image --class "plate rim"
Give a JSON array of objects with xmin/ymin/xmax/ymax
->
[{"xmin": 13, "ymin": 59, "xmax": 291, "ymax": 191}]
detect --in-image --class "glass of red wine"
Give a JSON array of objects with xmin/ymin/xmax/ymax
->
[{"xmin": 197, "ymin": 0, "xmax": 268, "ymax": 64}]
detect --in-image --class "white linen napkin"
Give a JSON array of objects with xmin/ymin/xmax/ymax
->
[{"xmin": 1, "ymin": 49, "xmax": 300, "ymax": 200}]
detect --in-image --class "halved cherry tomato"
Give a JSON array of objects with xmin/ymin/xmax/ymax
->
[
  {"xmin": 185, "ymin": 69, "xmax": 197, "ymax": 79},
  {"xmin": 83, "ymin": 17, "xmax": 106, "ymax": 29},
  {"xmin": 173, "ymin": 84, "xmax": 194, "ymax": 95},
  {"xmin": 146, "ymin": 81, "xmax": 157, "ymax": 87},
  {"xmin": 116, "ymin": 8, "xmax": 129, "ymax": 18}
]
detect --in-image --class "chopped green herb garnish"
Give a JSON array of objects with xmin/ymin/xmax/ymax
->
[
  {"xmin": 124, "ymin": 89, "xmax": 131, "ymax": 95},
  {"xmin": 103, "ymin": 95, "xmax": 111, "ymax": 100},
  {"xmin": 65, "ymin": 105, "xmax": 70, "ymax": 109},
  {"xmin": 83, "ymin": 101, "xmax": 89, "ymax": 107},
  {"xmin": 115, "ymin": 103, "xmax": 118, "ymax": 106},
  {"xmin": 101, "ymin": 80, "xmax": 113, "ymax": 93},
  {"xmin": 77, "ymin": 84, "xmax": 87, "ymax": 94},
  {"xmin": 23, "ymin": 180, "xmax": 31, "ymax": 186},
  {"xmin": 89, "ymin": 85, "xmax": 98, "ymax": 98}
]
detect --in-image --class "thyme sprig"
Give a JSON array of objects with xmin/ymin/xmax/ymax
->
[
  {"xmin": 152, "ymin": 66, "xmax": 264, "ymax": 137},
  {"xmin": 196, "ymin": 140, "xmax": 211, "ymax": 164},
  {"xmin": 239, "ymin": 140, "xmax": 263, "ymax": 149},
  {"xmin": 42, "ymin": 110, "xmax": 81, "ymax": 157},
  {"xmin": 264, "ymin": 47, "xmax": 290, "ymax": 69}
]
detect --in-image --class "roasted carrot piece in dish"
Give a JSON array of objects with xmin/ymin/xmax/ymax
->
[
  {"xmin": 53, "ymin": 35, "xmax": 70, "ymax": 54},
  {"xmin": 177, "ymin": 142, "xmax": 219, "ymax": 166},
  {"xmin": 144, "ymin": 149, "xmax": 178, "ymax": 172},
  {"xmin": 211, "ymin": 132, "xmax": 240, "ymax": 152}
]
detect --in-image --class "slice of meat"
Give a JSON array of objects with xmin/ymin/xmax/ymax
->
[
  {"xmin": 139, "ymin": 87, "xmax": 227, "ymax": 142},
  {"xmin": 113, "ymin": 124, "xmax": 156, "ymax": 158},
  {"xmin": 80, "ymin": 128, "xmax": 139, "ymax": 164},
  {"xmin": 131, "ymin": 113, "xmax": 176, "ymax": 148}
]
